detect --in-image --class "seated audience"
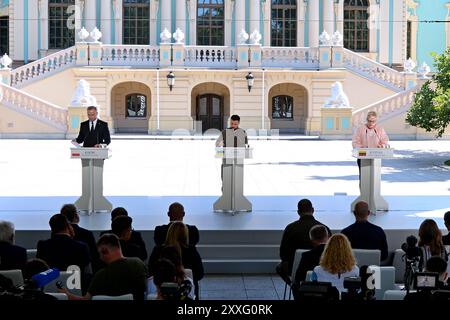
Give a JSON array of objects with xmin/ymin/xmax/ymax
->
[
  {"xmin": 60, "ymin": 234, "xmax": 148, "ymax": 300},
  {"xmin": 153, "ymin": 258, "xmax": 178, "ymax": 300},
  {"xmin": 0, "ymin": 220, "xmax": 27, "ymax": 270},
  {"xmin": 60, "ymin": 204, "xmax": 99, "ymax": 271},
  {"xmin": 111, "ymin": 215, "xmax": 147, "ymax": 261},
  {"xmin": 279, "ymin": 199, "xmax": 331, "ymax": 273},
  {"xmin": 426, "ymin": 256, "xmax": 449, "ymax": 288},
  {"xmin": 100, "ymin": 207, "xmax": 147, "ymax": 261},
  {"xmin": 36, "ymin": 214, "xmax": 91, "ymax": 274},
  {"xmin": 294, "ymin": 225, "xmax": 329, "ymax": 283},
  {"xmin": 313, "ymin": 233, "xmax": 359, "ymax": 293},
  {"xmin": 418, "ymin": 219, "xmax": 448, "ymax": 271},
  {"xmin": 154, "ymin": 202, "xmax": 200, "ymax": 246},
  {"xmin": 149, "ymin": 221, "xmax": 204, "ymax": 299},
  {"xmin": 341, "ymin": 201, "xmax": 388, "ymax": 261},
  {"xmin": 443, "ymin": 211, "xmax": 450, "ymax": 246}
]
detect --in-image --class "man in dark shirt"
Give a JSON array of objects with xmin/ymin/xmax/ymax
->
[
  {"xmin": 60, "ymin": 204, "xmax": 99, "ymax": 271},
  {"xmin": 154, "ymin": 202, "xmax": 200, "ymax": 246},
  {"xmin": 442, "ymin": 211, "xmax": 450, "ymax": 246},
  {"xmin": 279, "ymin": 199, "xmax": 331, "ymax": 274},
  {"xmin": 100, "ymin": 207, "xmax": 147, "ymax": 261},
  {"xmin": 60, "ymin": 234, "xmax": 148, "ymax": 300},
  {"xmin": 0, "ymin": 221, "xmax": 27, "ymax": 270},
  {"xmin": 111, "ymin": 216, "xmax": 147, "ymax": 262},
  {"xmin": 36, "ymin": 214, "xmax": 91, "ymax": 273},
  {"xmin": 341, "ymin": 201, "xmax": 388, "ymax": 261},
  {"xmin": 295, "ymin": 224, "xmax": 329, "ymax": 283}
]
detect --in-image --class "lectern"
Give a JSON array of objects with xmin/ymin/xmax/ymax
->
[
  {"xmin": 214, "ymin": 147, "xmax": 253, "ymax": 214},
  {"xmin": 351, "ymin": 148, "xmax": 394, "ymax": 214},
  {"xmin": 71, "ymin": 148, "xmax": 112, "ymax": 214}
]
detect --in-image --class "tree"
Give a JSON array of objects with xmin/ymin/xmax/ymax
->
[{"xmin": 406, "ymin": 48, "xmax": 450, "ymax": 138}]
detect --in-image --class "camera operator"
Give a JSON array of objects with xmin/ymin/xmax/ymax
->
[{"xmin": 404, "ymin": 257, "xmax": 450, "ymax": 301}]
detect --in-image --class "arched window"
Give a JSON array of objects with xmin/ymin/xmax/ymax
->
[
  {"xmin": 197, "ymin": 0, "xmax": 224, "ymax": 46},
  {"xmin": 272, "ymin": 95, "xmax": 293, "ymax": 119},
  {"xmin": 123, "ymin": 0, "xmax": 150, "ymax": 45},
  {"xmin": 49, "ymin": 0, "xmax": 75, "ymax": 49},
  {"xmin": 271, "ymin": 0, "xmax": 297, "ymax": 47},
  {"xmin": 126, "ymin": 94, "xmax": 147, "ymax": 118},
  {"xmin": 344, "ymin": 0, "xmax": 369, "ymax": 52}
]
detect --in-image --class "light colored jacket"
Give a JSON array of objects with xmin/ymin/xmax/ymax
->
[{"xmin": 352, "ymin": 125, "xmax": 389, "ymax": 148}]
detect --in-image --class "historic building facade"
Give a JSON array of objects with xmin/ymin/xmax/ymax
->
[{"xmin": 0, "ymin": 0, "xmax": 447, "ymax": 138}]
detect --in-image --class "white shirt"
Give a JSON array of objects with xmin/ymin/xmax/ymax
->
[
  {"xmin": 90, "ymin": 119, "xmax": 98, "ymax": 131},
  {"xmin": 313, "ymin": 265, "xmax": 359, "ymax": 293}
]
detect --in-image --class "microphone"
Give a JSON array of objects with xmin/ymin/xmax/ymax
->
[{"xmin": 30, "ymin": 268, "xmax": 60, "ymax": 288}]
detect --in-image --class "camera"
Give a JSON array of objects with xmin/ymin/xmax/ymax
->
[
  {"xmin": 341, "ymin": 266, "xmax": 376, "ymax": 301},
  {"xmin": 160, "ymin": 280, "xmax": 192, "ymax": 301},
  {"xmin": 291, "ymin": 281, "xmax": 339, "ymax": 301},
  {"xmin": 401, "ymin": 235, "xmax": 422, "ymax": 292}
]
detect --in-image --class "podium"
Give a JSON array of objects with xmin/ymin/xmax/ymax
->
[
  {"xmin": 71, "ymin": 148, "xmax": 112, "ymax": 214},
  {"xmin": 214, "ymin": 147, "xmax": 253, "ymax": 214},
  {"xmin": 351, "ymin": 148, "xmax": 394, "ymax": 213}
]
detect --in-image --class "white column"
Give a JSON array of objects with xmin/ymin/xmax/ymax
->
[
  {"xmin": 85, "ymin": 0, "xmax": 97, "ymax": 32},
  {"xmin": 101, "ymin": 0, "xmax": 112, "ymax": 44},
  {"xmin": 161, "ymin": 0, "xmax": 172, "ymax": 35},
  {"xmin": 235, "ymin": 0, "xmax": 245, "ymax": 43},
  {"xmin": 150, "ymin": 0, "xmax": 158, "ymax": 45},
  {"xmin": 323, "ymin": 0, "xmax": 334, "ymax": 36},
  {"xmin": 224, "ymin": 0, "xmax": 233, "ymax": 46},
  {"xmin": 297, "ymin": 1, "xmax": 307, "ymax": 46},
  {"xmin": 176, "ymin": 0, "xmax": 186, "ymax": 33},
  {"xmin": 308, "ymin": 0, "xmax": 320, "ymax": 47},
  {"xmin": 249, "ymin": 0, "xmax": 259, "ymax": 34},
  {"xmin": 335, "ymin": 0, "xmax": 344, "ymax": 37},
  {"xmin": 113, "ymin": 0, "xmax": 123, "ymax": 44},
  {"xmin": 39, "ymin": 0, "xmax": 49, "ymax": 51}
]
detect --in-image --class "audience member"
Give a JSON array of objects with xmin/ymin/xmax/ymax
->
[
  {"xmin": 0, "ymin": 220, "xmax": 27, "ymax": 270},
  {"xmin": 418, "ymin": 219, "xmax": 448, "ymax": 271},
  {"xmin": 100, "ymin": 207, "xmax": 147, "ymax": 260},
  {"xmin": 443, "ymin": 211, "xmax": 450, "ymax": 246},
  {"xmin": 341, "ymin": 201, "xmax": 388, "ymax": 261},
  {"xmin": 154, "ymin": 202, "xmax": 200, "ymax": 246},
  {"xmin": 153, "ymin": 258, "xmax": 178, "ymax": 300},
  {"xmin": 36, "ymin": 214, "xmax": 91, "ymax": 274},
  {"xmin": 313, "ymin": 234, "xmax": 359, "ymax": 293},
  {"xmin": 279, "ymin": 199, "xmax": 331, "ymax": 273},
  {"xmin": 60, "ymin": 204, "xmax": 99, "ymax": 271},
  {"xmin": 426, "ymin": 256, "xmax": 449, "ymax": 288},
  {"xmin": 22, "ymin": 259, "xmax": 49, "ymax": 283},
  {"xmin": 111, "ymin": 215, "xmax": 147, "ymax": 261},
  {"xmin": 59, "ymin": 234, "xmax": 148, "ymax": 300},
  {"xmin": 294, "ymin": 224, "xmax": 329, "ymax": 283}
]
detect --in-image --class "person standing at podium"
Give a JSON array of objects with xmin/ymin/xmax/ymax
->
[
  {"xmin": 73, "ymin": 106, "xmax": 111, "ymax": 148},
  {"xmin": 215, "ymin": 114, "xmax": 249, "ymax": 181},
  {"xmin": 352, "ymin": 111, "xmax": 389, "ymax": 181}
]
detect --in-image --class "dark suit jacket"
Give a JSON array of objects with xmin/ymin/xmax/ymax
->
[
  {"xmin": 294, "ymin": 244, "xmax": 326, "ymax": 283},
  {"xmin": 36, "ymin": 234, "xmax": 91, "ymax": 272},
  {"xmin": 154, "ymin": 223, "xmax": 200, "ymax": 246},
  {"xmin": 75, "ymin": 119, "xmax": 111, "ymax": 148},
  {"xmin": 71, "ymin": 224, "xmax": 100, "ymax": 271},
  {"xmin": 341, "ymin": 221, "xmax": 389, "ymax": 261},
  {"xmin": 279, "ymin": 215, "xmax": 331, "ymax": 273},
  {"xmin": 100, "ymin": 230, "xmax": 148, "ymax": 261},
  {"xmin": 0, "ymin": 241, "xmax": 27, "ymax": 271},
  {"xmin": 119, "ymin": 240, "xmax": 147, "ymax": 262},
  {"xmin": 443, "ymin": 232, "xmax": 450, "ymax": 246}
]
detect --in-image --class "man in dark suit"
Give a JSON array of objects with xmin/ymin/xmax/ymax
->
[
  {"xmin": 294, "ymin": 225, "xmax": 329, "ymax": 283},
  {"xmin": 36, "ymin": 214, "xmax": 91, "ymax": 274},
  {"xmin": 60, "ymin": 204, "xmax": 99, "ymax": 271},
  {"xmin": 73, "ymin": 106, "xmax": 111, "ymax": 148},
  {"xmin": 100, "ymin": 207, "xmax": 147, "ymax": 261},
  {"xmin": 0, "ymin": 221, "xmax": 27, "ymax": 270},
  {"xmin": 341, "ymin": 201, "xmax": 388, "ymax": 261},
  {"xmin": 154, "ymin": 202, "xmax": 200, "ymax": 246},
  {"xmin": 443, "ymin": 211, "xmax": 450, "ymax": 246},
  {"xmin": 279, "ymin": 199, "xmax": 331, "ymax": 274},
  {"xmin": 111, "ymin": 216, "xmax": 147, "ymax": 262}
]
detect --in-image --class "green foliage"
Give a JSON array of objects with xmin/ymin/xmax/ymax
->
[{"xmin": 406, "ymin": 48, "xmax": 450, "ymax": 137}]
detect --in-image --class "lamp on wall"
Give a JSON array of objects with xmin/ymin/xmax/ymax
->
[
  {"xmin": 246, "ymin": 72, "xmax": 254, "ymax": 92},
  {"xmin": 167, "ymin": 71, "xmax": 175, "ymax": 91}
]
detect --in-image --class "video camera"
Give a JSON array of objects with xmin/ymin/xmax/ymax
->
[
  {"xmin": 160, "ymin": 280, "xmax": 193, "ymax": 301},
  {"xmin": 291, "ymin": 281, "xmax": 339, "ymax": 301},
  {"xmin": 401, "ymin": 235, "xmax": 422, "ymax": 292},
  {"xmin": 341, "ymin": 266, "xmax": 376, "ymax": 301}
]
